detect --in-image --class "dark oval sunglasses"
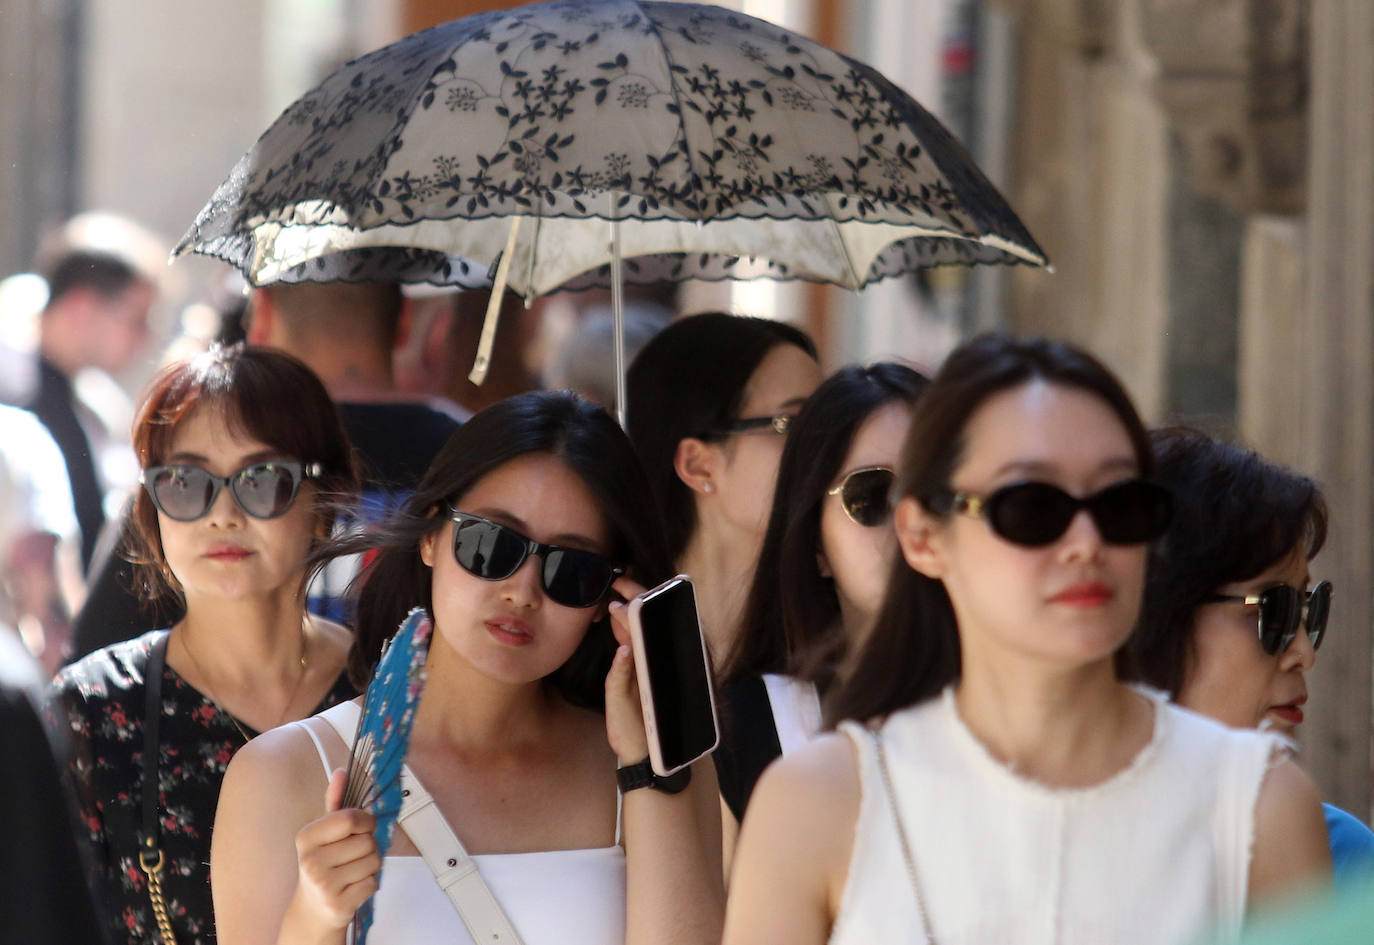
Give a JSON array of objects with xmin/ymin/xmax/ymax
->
[
  {"xmin": 142, "ymin": 461, "xmax": 321, "ymax": 522},
  {"xmin": 449, "ymin": 509, "xmax": 624, "ymax": 609},
  {"xmin": 939, "ymin": 478, "xmax": 1174, "ymax": 547},
  {"xmin": 1204, "ymin": 580, "xmax": 1333, "ymax": 656},
  {"xmin": 827, "ymin": 466, "xmax": 895, "ymax": 528}
]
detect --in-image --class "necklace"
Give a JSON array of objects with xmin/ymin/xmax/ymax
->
[{"xmin": 177, "ymin": 617, "xmax": 311, "ymax": 744}]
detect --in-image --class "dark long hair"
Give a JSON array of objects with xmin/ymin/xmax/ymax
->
[
  {"xmin": 320, "ymin": 390, "xmax": 673, "ymax": 703},
  {"xmin": 1130, "ymin": 426, "xmax": 1328, "ymax": 696},
  {"xmin": 825, "ymin": 334, "xmax": 1156, "ymax": 726},
  {"xmin": 723, "ymin": 362, "xmax": 929, "ymax": 689},
  {"xmin": 128, "ymin": 344, "xmax": 359, "ymax": 604},
  {"xmin": 626, "ymin": 312, "xmax": 817, "ymax": 561}
]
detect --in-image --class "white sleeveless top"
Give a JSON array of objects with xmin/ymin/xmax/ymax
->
[
  {"xmin": 829, "ymin": 687, "xmax": 1283, "ymax": 945},
  {"xmin": 297, "ymin": 702, "xmax": 626, "ymax": 945},
  {"xmin": 761, "ymin": 673, "xmax": 822, "ymax": 755}
]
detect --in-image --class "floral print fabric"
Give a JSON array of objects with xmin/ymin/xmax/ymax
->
[{"xmin": 46, "ymin": 630, "xmax": 357, "ymax": 945}]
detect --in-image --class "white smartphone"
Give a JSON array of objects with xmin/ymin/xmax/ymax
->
[{"xmin": 626, "ymin": 574, "xmax": 720, "ymax": 777}]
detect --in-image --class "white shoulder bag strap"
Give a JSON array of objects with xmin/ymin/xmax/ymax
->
[{"xmin": 322, "ymin": 703, "xmax": 526, "ymax": 945}]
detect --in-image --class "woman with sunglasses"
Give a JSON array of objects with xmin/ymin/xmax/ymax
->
[
  {"xmin": 626, "ymin": 312, "xmax": 821, "ymax": 667},
  {"xmin": 47, "ymin": 345, "xmax": 361, "ymax": 945},
  {"xmin": 721, "ymin": 334, "xmax": 1330, "ymax": 945},
  {"xmin": 714, "ymin": 363, "xmax": 928, "ymax": 833},
  {"xmin": 1132, "ymin": 425, "xmax": 1374, "ymax": 883},
  {"xmin": 211, "ymin": 390, "xmax": 724, "ymax": 945}
]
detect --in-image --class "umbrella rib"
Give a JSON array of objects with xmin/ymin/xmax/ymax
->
[
  {"xmin": 823, "ymin": 193, "xmax": 865, "ymax": 289},
  {"xmin": 635, "ymin": 1, "xmax": 709, "ymax": 222}
]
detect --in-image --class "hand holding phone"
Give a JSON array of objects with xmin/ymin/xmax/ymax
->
[{"xmin": 626, "ymin": 575, "xmax": 720, "ymax": 777}]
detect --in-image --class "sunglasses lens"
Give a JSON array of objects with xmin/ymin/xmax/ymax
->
[
  {"xmin": 1305, "ymin": 582, "xmax": 1332, "ymax": 651},
  {"xmin": 149, "ymin": 466, "xmax": 217, "ymax": 521},
  {"xmin": 985, "ymin": 483, "xmax": 1079, "ymax": 547},
  {"xmin": 841, "ymin": 469, "xmax": 895, "ymax": 527},
  {"xmin": 542, "ymin": 547, "xmax": 616, "ymax": 608},
  {"xmin": 231, "ymin": 464, "xmax": 302, "ymax": 519},
  {"xmin": 452, "ymin": 518, "xmax": 528, "ymax": 580},
  {"xmin": 1089, "ymin": 480, "xmax": 1174, "ymax": 544},
  {"xmin": 1258, "ymin": 586, "xmax": 1303, "ymax": 655}
]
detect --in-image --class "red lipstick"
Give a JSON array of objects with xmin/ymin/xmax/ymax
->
[
  {"xmin": 1050, "ymin": 582, "xmax": 1113, "ymax": 607},
  {"xmin": 204, "ymin": 544, "xmax": 252, "ymax": 562},
  {"xmin": 1269, "ymin": 697, "xmax": 1306, "ymax": 727},
  {"xmin": 486, "ymin": 617, "xmax": 534, "ymax": 647}
]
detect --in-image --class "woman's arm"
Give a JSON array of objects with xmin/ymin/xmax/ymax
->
[
  {"xmin": 605, "ymin": 583, "xmax": 724, "ymax": 945},
  {"xmin": 721, "ymin": 735, "xmax": 859, "ymax": 945},
  {"xmin": 1247, "ymin": 755, "xmax": 1332, "ymax": 908},
  {"xmin": 212, "ymin": 724, "xmax": 379, "ymax": 945}
]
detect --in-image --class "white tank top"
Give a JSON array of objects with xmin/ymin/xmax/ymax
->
[
  {"xmin": 296, "ymin": 703, "xmax": 627, "ymax": 945},
  {"xmin": 829, "ymin": 686, "xmax": 1282, "ymax": 945}
]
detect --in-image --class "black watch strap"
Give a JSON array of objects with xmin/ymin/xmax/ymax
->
[{"xmin": 616, "ymin": 758, "xmax": 692, "ymax": 794}]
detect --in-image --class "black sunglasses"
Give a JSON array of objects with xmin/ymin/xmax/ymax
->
[
  {"xmin": 827, "ymin": 466, "xmax": 895, "ymax": 527},
  {"xmin": 700, "ymin": 413, "xmax": 793, "ymax": 439},
  {"xmin": 939, "ymin": 479, "xmax": 1173, "ymax": 547},
  {"xmin": 142, "ymin": 461, "xmax": 321, "ymax": 522},
  {"xmin": 448, "ymin": 510, "xmax": 624, "ymax": 609},
  {"xmin": 1204, "ymin": 581, "xmax": 1332, "ymax": 656}
]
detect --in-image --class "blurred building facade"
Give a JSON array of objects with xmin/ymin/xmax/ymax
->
[{"xmin": 2, "ymin": 0, "xmax": 1369, "ymax": 817}]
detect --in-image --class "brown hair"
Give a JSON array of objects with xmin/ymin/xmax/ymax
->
[{"xmin": 126, "ymin": 344, "xmax": 359, "ymax": 603}]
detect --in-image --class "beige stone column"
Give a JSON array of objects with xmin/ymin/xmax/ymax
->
[
  {"xmin": 1296, "ymin": 0, "xmax": 1374, "ymax": 819},
  {"xmin": 0, "ymin": 0, "xmax": 77, "ymax": 275}
]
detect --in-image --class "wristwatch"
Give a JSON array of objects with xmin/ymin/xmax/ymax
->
[{"xmin": 616, "ymin": 757, "xmax": 692, "ymax": 794}]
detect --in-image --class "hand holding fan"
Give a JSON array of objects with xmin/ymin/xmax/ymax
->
[{"xmin": 342, "ymin": 606, "xmax": 433, "ymax": 945}]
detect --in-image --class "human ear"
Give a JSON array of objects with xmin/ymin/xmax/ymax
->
[
  {"xmin": 894, "ymin": 496, "xmax": 945, "ymax": 579},
  {"xmin": 673, "ymin": 437, "xmax": 721, "ymax": 496},
  {"xmin": 419, "ymin": 530, "xmax": 437, "ymax": 568},
  {"xmin": 245, "ymin": 291, "xmax": 275, "ymax": 346}
]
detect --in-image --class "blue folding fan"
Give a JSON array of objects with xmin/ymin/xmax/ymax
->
[{"xmin": 343, "ymin": 606, "xmax": 433, "ymax": 945}]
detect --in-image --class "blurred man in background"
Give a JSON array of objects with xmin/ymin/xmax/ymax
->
[{"xmin": 2, "ymin": 214, "xmax": 164, "ymax": 574}]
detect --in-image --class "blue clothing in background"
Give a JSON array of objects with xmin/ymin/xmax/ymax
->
[{"xmin": 1324, "ymin": 802, "xmax": 1374, "ymax": 884}]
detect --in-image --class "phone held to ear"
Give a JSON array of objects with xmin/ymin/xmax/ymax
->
[{"xmin": 626, "ymin": 575, "xmax": 721, "ymax": 777}]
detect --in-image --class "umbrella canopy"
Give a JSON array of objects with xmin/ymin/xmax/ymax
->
[{"xmin": 176, "ymin": 0, "xmax": 1048, "ymax": 295}]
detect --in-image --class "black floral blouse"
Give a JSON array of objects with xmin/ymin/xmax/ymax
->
[{"xmin": 46, "ymin": 629, "xmax": 357, "ymax": 945}]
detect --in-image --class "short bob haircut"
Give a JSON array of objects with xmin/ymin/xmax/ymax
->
[
  {"xmin": 127, "ymin": 344, "xmax": 359, "ymax": 604},
  {"xmin": 826, "ymin": 334, "xmax": 1156, "ymax": 726},
  {"xmin": 321, "ymin": 389, "xmax": 674, "ymax": 701},
  {"xmin": 1129, "ymin": 426, "xmax": 1328, "ymax": 696},
  {"xmin": 626, "ymin": 312, "xmax": 817, "ymax": 562},
  {"xmin": 724, "ymin": 362, "xmax": 929, "ymax": 690}
]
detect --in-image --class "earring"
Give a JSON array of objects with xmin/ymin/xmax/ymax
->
[{"xmin": 702, "ymin": 481, "xmax": 714, "ymax": 494}]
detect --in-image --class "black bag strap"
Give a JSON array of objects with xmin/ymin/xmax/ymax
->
[
  {"xmin": 141, "ymin": 630, "xmax": 170, "ymax": 852},
  {"xmin": 139, "ymin": 630, "xmax": 179, "ymax": 945}
]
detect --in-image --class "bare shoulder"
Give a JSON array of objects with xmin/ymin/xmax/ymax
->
[
  {"xmin": 739, "ymin": 732, "xmax": 861, "ymax": 883},
  {"xmin": 1248, "ymin": 753, "xmax": 1332, "ymax": 906},
  {"xmin": 223, "ymin": 714, "xmax": 339, "ymax": 812},
  {"xmin": 753, "ymin": 731, "xmax": 861, "ymax": 816},
  {"xmin": 722, "ymin": 732, "xmax": 862, "ymax": 945}
]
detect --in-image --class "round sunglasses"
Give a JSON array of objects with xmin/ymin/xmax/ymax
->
[
  {"xmin": 448, "ymin": 509, "xmax": 624, "ymax": 609},
  {"xmin": 142, "ymin": 461, "xmax": 321, "ymax": 522},
  {"xmin": 1204, "ymin": 581, "xmax": 1333, "ymax": 656},
  {"xmin": 939, "ymin": 478, "xmax": 1174, "ymax": 547},
  {"xmin": 827, "ymin": 466, "xmax": 895, "ymax": 528}
]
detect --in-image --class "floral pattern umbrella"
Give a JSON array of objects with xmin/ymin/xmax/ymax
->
[{"xmin": 176, "ymin": 0, "xmax": 1048, "ymax": 294}]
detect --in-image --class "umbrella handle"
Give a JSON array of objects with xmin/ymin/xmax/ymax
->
[{"xmin": 469, "ymin": 216, "xmax": 523, "ymax": 386}]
